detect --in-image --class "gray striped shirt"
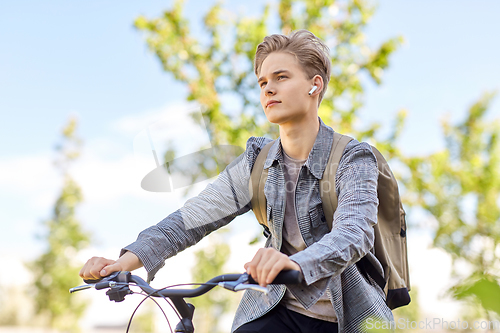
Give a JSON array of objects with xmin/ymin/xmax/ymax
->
[{"xmin": 123, "ymin": 118, "xmax": 394, "ymax": 332}]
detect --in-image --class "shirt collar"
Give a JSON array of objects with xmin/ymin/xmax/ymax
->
[{"xmin": 263, "ymin": 117, "xmax": 334, "ymax": 180}]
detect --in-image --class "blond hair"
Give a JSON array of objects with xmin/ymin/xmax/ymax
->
[{"xmin": 254, "ymin": 30, "xmax": 331, "ymax": 104}]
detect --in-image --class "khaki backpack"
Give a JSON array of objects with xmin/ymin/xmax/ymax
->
[{"xmin": 250, "ymin": 132, "xmax": 411, "ymax": 309}]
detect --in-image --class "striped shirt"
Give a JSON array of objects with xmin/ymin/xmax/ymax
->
[{"xmin": 123, "ymin": 118, "xmax": 394, "ymax": 332}]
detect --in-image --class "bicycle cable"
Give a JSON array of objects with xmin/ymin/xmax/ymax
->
[
  {"xmin": 126, "ymin": 282, "xmax": 219, "ymax": 333},
  {"xmin": 126, "ymin": 291, "xmax": 173, "ymax": 333}
]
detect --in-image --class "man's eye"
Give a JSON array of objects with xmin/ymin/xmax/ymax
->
[
  {"xmin": 260, "ymin": 82, "xmax": 267, "ymax": 88},
  {"xmin": 278, "ymin": 75, "xmax": 287, "ymax": 80}
]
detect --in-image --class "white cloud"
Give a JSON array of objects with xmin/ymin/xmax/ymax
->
[
  {"xmin": 0, "ymin": 102, "xmax": 218, "ymax": 268},
  {"xmin": 72, "ymin": 149, "xmax": 148, "ymax": 204},
  {"xmin": 113, "ymin": 102, "xmax": 196, "ymax": 136},
  {"xmin": 0, "ymin": 153, "xmax": 59, "ymax": 210},
  {"xmin": 129, "ymin": 105, "xmax": 213, "ymax": 164},
  {"xmin": 63, "ymin": 101, "xmax": 217, "ymax": 206},
  {"xmin": 0, "ymin": 255, "xmax": 32, "ymax": 286},
  {"xmin": 113, "ymin": 102, "xmax": 212, "ymax": 153}
]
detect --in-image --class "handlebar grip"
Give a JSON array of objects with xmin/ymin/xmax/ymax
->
[
  {"xmin": 272, "ymin": 270, "xmax": 303, "ymax": 284},
  {"xmin": 83, "ymin": 271, "xmax": 122, "ymax": 285},
  {"xmin": 248, "ymin": 270, "xmax": 303, "ymax": 285}
]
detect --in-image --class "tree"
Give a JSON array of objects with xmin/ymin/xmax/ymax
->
[
  {"xmin": 29, "ymin": 117, "xmax": 90, "ymax": 331},
  {"xmin": 453, "ymin": 273, "xmax": 500, "ymax": 323},
  {"xmin": 400, "ymin": 92, "xmax": 500, "ymax": 317},
  {"xmin": 135, "ymin": 0, "xmax": 405, "ymax": 174},
  {"xmin": 189, "ymin": 232, "xmax": 236, "ymax": 333},
  {"xmin": 130, "ymin": 302, "xmax": 156, "ymax": 333}
]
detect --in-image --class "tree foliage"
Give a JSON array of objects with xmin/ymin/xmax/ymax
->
[
  {"xmin": 401, "ymin": 92, "xmax": 500, "ymax": 279},
  {"xmin": 400, "ymin": 92, "xmax": 500, "ymax": 321},
  {"xmin": 135, "ymin": 0, "xmax": 405, "ymax": 165},
  {"xmin": 452, "ymin": 272, "xmax": 500, "ymax": 320},
  {"xmin": 189, "ymin": 233, "xmax": 236, "ymax": 333},
  {"xmin": 29, "ymin": 117, "xmax": 90, "ymax": 331}
]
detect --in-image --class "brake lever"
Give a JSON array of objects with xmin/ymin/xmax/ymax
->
[
  {"xmin": 218, "ymin": 272, "xmax": 269, "ymax": 294},
  {"xmin": 233, "ymin": 284, "xmax": 269, "ymax": 294},
  {"xmin": 69, "ymin": 284, "xmax": 93, "ymax": 293},
  {"xmin": 69, "ymin": 271, "xmax": 122, "ymax": 294}
]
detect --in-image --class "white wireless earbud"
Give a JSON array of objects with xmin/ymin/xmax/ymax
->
[{"xmin": 308, "ymin": 86, "xmax": 318, "ymax": 95}]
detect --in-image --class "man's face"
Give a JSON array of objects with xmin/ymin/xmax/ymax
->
[{"xmin": 258, "ymin": 52, "xmax": 314, "ymax": 125}]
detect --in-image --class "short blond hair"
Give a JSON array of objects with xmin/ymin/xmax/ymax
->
[{"xmin": 254, "ymin": 30, "xmax": 331, "ymax": 104}]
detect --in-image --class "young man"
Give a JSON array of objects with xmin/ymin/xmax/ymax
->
[{"xmin": 80, "ymin": 30, "xmax": 394, "ymax": 332}]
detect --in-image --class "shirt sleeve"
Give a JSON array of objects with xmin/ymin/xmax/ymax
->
[
  {"xmin": 121, "ymin": 136, "xmax": 271, "ymax": 282},
  {"xmin": 290, "ymin": 140, "xmax": 379, "ymax": 286}
]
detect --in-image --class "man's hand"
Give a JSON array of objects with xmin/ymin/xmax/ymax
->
[
  {"xmin": 79, "ymin": 257, "xmax": 124, "ymax": 281},
  {"xmin": 244, "ymin": 248, "xmax": 302, "ymax": 287},
  {"xmin": 79, "ymin": 252, "xmax": 142, "ymax": 281}
]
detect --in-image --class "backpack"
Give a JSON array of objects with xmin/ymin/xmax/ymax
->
[{"xmin": 249, "ymin": 132, "xmax": 411, "ymax": 310}]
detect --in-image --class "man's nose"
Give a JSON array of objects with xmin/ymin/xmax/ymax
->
[{"xmin": 264, "ymin": 83, "xmax": 276, "ymax": 96}]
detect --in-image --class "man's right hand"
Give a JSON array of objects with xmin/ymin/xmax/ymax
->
[
  {"xmin": 79, "ymin": 257, "xmax": 123, "ymax": 281},
  {"xmin": 79, "ymin": 251, "xmax": 143, "ymax": 281}
]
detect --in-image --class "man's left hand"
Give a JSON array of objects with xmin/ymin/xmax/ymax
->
[{"xmin": 244, "ymin": 248, "xmax": 302, "ymax": 287}]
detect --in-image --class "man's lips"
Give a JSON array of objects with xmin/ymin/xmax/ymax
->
[{"xmin": 266, "ymin": 100, "xmax": 281, "ymax": 108}]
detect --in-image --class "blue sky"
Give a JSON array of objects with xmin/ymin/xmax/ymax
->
[
  {"xmin": 1, "ymin": 1, "xmax": 499, "ymax": 157},
  {"xmin": 1, "ymin": 0, "xmax": 500, "ymax": 327}
]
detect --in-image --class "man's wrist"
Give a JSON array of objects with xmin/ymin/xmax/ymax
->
[
  {"xmin": 290, "ymin": 259, "xmax": 304, "ymax": 278},
  {"xmin": 116, "ymin": 251, "xmax": 143, "ymax": 272}
]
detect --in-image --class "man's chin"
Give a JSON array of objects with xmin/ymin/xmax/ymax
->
[
  {"xmin": 265, "ymin": 117, "xmax": 280, "ymax": 125},
  {"xmin": 265, "ymin": 117, "xmax": 283, "ymax": 126},
  {"xmin": 264, "ymin": 111, "xmax": 285, "ymax": 125}
]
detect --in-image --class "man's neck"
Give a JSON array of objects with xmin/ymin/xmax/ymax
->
[{"xmin": 279, "ymin": 115, "xmax": 320, "ymax": 160}]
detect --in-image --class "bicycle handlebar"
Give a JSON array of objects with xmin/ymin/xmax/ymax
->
[
  {"xmin": 130, "ymin": 273, "xmax": 243, "ymax": 298},
  {"xmin": 70, "ymin": 270, "xmax": 302, "ymax": 333},
  {"xmin": 71, "ymin": 269, "xmax": 302, "ymax": 297}
]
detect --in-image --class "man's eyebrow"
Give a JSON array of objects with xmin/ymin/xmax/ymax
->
[{"xmin": 258, "ymin": 69, "xmax": 291, "ymax": 83}]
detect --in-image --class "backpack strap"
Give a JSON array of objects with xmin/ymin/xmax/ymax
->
[
  {"xmin": 320, "ymin": 134, "xmax": 388, "ymax": 292},
  {"xmin": 320, "ymin": 132, "xmax": 354, "ymax": 229},
  {"xmin": 250, "ymin": 140, "xmax": 275, "ymax": 230}
]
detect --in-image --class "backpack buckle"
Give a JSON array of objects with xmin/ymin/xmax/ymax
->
[{"xmin": 261, "ymin": 225, "xmax": 271, "ymax": 238}]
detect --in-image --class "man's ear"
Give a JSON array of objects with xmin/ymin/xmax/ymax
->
[{"xmin": 310, "ymin": 75, "xmax": 324, "ymax": 96}]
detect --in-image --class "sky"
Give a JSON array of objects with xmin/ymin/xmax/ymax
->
[{"xmin": 1, "ymin": 0, "xmax": 500, "ymax": 330}]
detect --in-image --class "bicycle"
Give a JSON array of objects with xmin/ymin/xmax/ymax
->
[{"xmin": 69, "ymin": 270, "xmax": 302, "ymax": 333}]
